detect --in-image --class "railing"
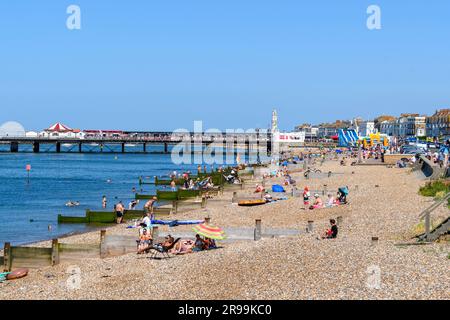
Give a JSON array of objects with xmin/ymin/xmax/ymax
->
[{"xmin": 418, "ymin": 192, "xmax": 450, "ymax": 240}]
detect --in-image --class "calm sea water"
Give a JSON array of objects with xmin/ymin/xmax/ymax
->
[{"xmin": 0, "ymin": 146, "xmax": 253, "ymax": 247}]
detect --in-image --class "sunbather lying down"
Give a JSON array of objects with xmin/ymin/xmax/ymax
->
[
  {"xmin": 169, "ymin": 239, "xmax": 195, "ymax": 254},
  {"xmin": 169, "ymin": 235, "xmax": 217, "ymax": 254}
]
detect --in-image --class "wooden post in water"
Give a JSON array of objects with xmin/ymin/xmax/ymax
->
[
  {"xmin": 100, "ymin": 230, "xmax": 106, "ymax": 258},
  {"xmin": 254, "ymin": 219, "xmax": 262, "ymax": 241},
  {"xmin": 51, "ymin": 239, "xmax": 60, "ymax": 266},
  {"xmin": 3, "ymin": 242, "xmax": 11, "ymax": 272}
]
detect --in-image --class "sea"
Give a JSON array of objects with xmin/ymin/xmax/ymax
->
[{"xmin": 0, "ymin": 144, "xmax": 259, "ymax": 247}]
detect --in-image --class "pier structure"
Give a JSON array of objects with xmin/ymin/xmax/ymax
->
[{"xmin": 0, "ymin": 131, "xmax": 273, "ymax": 158}]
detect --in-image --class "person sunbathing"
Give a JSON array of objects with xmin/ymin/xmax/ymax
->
[
  {"xmin": 137, "ymin": 229, "xmax": 153, "ymax": 254},
  {"xmin": 170, "ymin": 239, "xmax": 195, "ymax": 254}
]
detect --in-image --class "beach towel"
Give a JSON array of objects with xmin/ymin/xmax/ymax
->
[
  {"xmin": 0, "ymin": 272, "xmax": 10, "ymax": 283},
  {"xmin": 151, "ymin": 219, "xmax": 204, "ymax": 227},
  {"xmin": 272, "ymin": 184, "xmax": 285, "ymax": 192}
]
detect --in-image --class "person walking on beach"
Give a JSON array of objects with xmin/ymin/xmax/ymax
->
[
  {"xmin": 102, "ymin": 195, "xmax": 107, "ymax": 209},
  {"xmin": 115, "ymin": 201, "xmax": 125, "ymax": 224},
  {"xmin": 144, "ymin": 197, "xmax": 157, "ymax": 214}
]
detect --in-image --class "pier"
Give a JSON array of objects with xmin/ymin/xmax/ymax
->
[{"xmin": 0, "ymin": 132, "xmax": 273, "ymax": 156}]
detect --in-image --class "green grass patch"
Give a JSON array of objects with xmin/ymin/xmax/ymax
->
[{"xmin": 419, "ymin": 180, "xmax": 450, "ymax": 197}]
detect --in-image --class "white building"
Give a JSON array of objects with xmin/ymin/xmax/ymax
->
[
  {"xmin": 40, "ymin": 123, "xmax": 85, "ymax": 139},
  {"xmin": 359, "ymin": 121, "xmax": 376, "ymax": 137}
]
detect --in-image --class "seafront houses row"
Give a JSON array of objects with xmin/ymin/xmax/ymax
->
[{"xmin": 294, "ymin": 109, "xmax": 450, "ymax": 140}]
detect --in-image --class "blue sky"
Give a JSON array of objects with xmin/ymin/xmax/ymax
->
[{"xmin": 0, "ymin": 1, "xmax": 449, "ymax": 131}]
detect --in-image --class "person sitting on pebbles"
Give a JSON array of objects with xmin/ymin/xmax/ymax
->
[
  {"xmin": 309, "ymin": 193, "xmax": 323, "ymax": 210},
  {"xmin": 255, "ymin": 184, "xmax": 265, "ymax": 193},
  {"xmin": 263, "ymin": 192, "xmax": 273, "ymax": 203},
  {"xmin": 322, "ymin": 219, "xmax": 338, "ymax": 239}
]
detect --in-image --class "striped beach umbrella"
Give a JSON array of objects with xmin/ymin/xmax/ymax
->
[{"xmin": 192, "ymin": 223, "xmax": 226, "ymax": 240}]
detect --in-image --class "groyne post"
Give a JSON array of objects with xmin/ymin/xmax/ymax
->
[
  {"xmin": 100, "ymin": 230, "xmax": 106, "ymax": 258},
  {"xmin": 371, "ymin": 237, "xmax": 379, "ymax": 246},
  {"xmin": 152, "ymin": 226, "xmax": 159, "ymax": 241},
  {"xmin": 201, "ymin": 197, "xmax": 207, "ymax": 208},
  {"xmin": 51, "ymin": 239, "xmax": 60, "ymax": 266},
  {"xmin": 3, "ymin": 242, "xmax": 11, "ymax": 272},
  {"xmin": 336, "ymin": 216, "xmax": 343, "ymax": 226},
  {"xmin": 307, "ymin": 221, "xmax": 314, "ymax": 233},
  {"xmin": 254, "ymin": 219, "xmax": 262, "ymax": 241}
]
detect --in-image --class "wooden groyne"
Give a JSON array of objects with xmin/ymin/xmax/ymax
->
[{"xmin": 58, "ymin": 208, "xmax": 172, "ymax": 224}]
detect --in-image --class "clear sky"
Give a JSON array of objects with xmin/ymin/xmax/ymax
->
[{"xmin": 0, "ymin": 0, "xmax": 449, "ymax": 132}]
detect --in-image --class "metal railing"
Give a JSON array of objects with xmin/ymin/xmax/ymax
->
[{"xmin": 418, "ymin": 192, "xmax": 450, "ymax": 240}]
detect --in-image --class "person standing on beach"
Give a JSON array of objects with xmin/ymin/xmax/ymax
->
[
  {"xmin": 102, "ymin": 196, "xmax": 107, "ymax": 209},
  {"xmin": 303, "ymin": 187, "xmax": 310, "ymax": 205},
  {"xmin": 144, "ymin": 197, "xmax": 157, "ymax": 214},
  {"xmin": 170, "ymin": 180, "xmax": 177, "ymax": 191},
  {"xmin": 115, "ymin": 201, "xmax": 125, "ymax": 224}
]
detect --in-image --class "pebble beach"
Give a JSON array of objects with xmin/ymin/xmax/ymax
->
[{"xmin": 1, "ymin": 159, "xmax": 449, "ymax": 300}]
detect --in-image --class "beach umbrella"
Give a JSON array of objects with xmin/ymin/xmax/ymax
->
[{"xmin": 192, "ymin": 223, "xmax": 226, "ymax": 240}]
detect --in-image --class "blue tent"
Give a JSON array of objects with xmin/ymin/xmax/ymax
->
[{"xmin": 338, "ymin": 129, "xmax": 359, "ymax": 147}]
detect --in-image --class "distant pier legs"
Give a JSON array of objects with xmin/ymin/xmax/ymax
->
[
  {"xmin": 143, "ymin": 143, "xmax": 146, "ymax": 153},
  {"xmin": 10, "ymin": 142, "xmax": 19, "ymax": 153},
  {"xmin": 164, "ymin": 143, "xmax": 168, "ymax": 154},
  {"xmin": 121, "ymin": 143, "xmax": 125, "ymax": 153},
  {"xmin": 78, "ymin": 143, "xmax": 82, "ymax": 153},
  {"xmin": 56, "ymin": 142, "xmax": 61, "ymax": 153},
  {"xmin": 33, "ymin": 142, "xmax": 40, "ymax": 153}
]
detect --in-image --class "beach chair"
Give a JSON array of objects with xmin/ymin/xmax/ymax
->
[{"xmin": 149, "ymin": 238, "xmax": 181, "ymax": 259}]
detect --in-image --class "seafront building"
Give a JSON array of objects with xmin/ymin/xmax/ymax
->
[{"xmin": 426, "ymin": 109, "xmax": 450, "ymax": 139}]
